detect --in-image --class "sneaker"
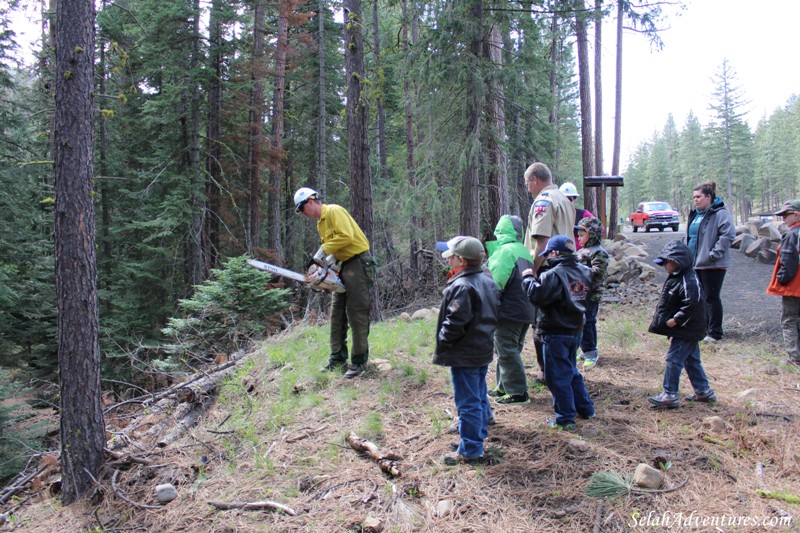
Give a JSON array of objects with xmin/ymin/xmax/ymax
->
[
  {"xmin": 648, "ymin": 391, "xmax": 680, "ymax": 408},
  {"xmin": 576, "ymin": 351, "xmax": 585, "ymax": 362},
  {"xmin": 702, "ymin": 336, "xmax": 719, "ymax": 343},
  {"xmin": 322, "ymin": 360, "xmax": 346, "ymax": 373},
  {"xmin": 487, "ymin": 387, "xmax": 505, "ymax": 398},
  {"xmin": 578, "ymin": 412, "xmax": 595, "ymax": 420},
  {"xmin": 545, "ymin": 419, "xmax": 576, "ymax": 431},
  {"xmin": 443, "ymin": 452, "xmax": 486, "ymax": 466},
  {"xmin": 495, "ymin": 393, "xmax": 530, "ymax": 405},
  {"xmin": 582, "ymin": 359, "xmax": 597, "ymax": 369},
  {"xmin": 343, "ymin": 364, "xmax": 365, "ymax": 379},
  {"xmin": 685, "ymin": 390, "xmax": 717, "ymax": 403}
]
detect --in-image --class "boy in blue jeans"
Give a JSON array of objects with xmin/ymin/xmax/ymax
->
[
  {"xmin": 648, "ymin": 240, "xmax": 716, "ymax": 408},
  {"xmin": 522, "ymin": 235, "xmax": 595, "ymax": 430},
  {"xmin": 575, "ymin": 217, "xmax": 609, "ymax": 369},
  {"xmin": 434, "ymin": 236, "xmax": 499, "ymax": 465}
]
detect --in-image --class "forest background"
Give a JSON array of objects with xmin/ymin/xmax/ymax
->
[{"xmin": 1, "ymin": 0, "xmax": 800, "ymax": 492}]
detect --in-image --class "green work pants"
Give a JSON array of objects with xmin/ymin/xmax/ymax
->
[{"xmin": 329, "ymin": 253, "xmax": 375, "ymax": 365}]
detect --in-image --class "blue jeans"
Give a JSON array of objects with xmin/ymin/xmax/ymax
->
[
  {"xmin": 494, "ymin": 320, "xmax": 529, "ymax": 396},
  {"xmin": 542, "ymin": 334, "xmax": 594, "ymax": 425},
  {"xmin": 662, "ymin": 338, "xmax": 711, "ymax": 396},
  {"xmin": 451, "ymin": 366, "xmax": 490, "ymax": 458},
  {"xmin": 580, "ymin": 301, "xmax": 600, "ymax": 361}
]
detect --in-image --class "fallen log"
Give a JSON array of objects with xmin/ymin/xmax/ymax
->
[
  {"xmin": 208, "ymin": 499, "xmax": 297, "ymax": 515},
  {"xmin": 346, "ymin": 432, "xmax": 402, "ymax": 478}
]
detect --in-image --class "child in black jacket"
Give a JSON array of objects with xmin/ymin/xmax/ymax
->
[{"xmin": 648, "ymin": 240, "xmax": 716, "ymax": 408}]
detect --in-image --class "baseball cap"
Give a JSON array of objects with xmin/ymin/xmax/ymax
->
[
  {"xmin": 538, "ymin": 235, "xmax": 575, "ymax": 257},
  {"xmin": 774, "ymin": 200, "xmax": 800, "ymax": 216},
  {"xmin": 436, "ymin": 236, "xmax": 485, "ymax": 260}
]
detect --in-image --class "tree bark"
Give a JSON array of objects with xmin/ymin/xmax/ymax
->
[
  {"xmin": 317, "ymin": 0, "xmax": 327, "ymax": 199},
  {"xmin": 53, "ymin": 0, "xmax": 105, "ymax": 504},
  {"xmin": 609, "ymin": 0, "xmax": 623, "ymax": 238},
  {"xmin": 401, "ymin": 0, "xmax": 418, "ymax": 277},
  {"xmin": 205, "ymin": 0, "xmax": 224, "ymax": 268},
  {"xmin": 247, "ymin": 0, "xmax": 267, "ymax": 252},
  {"xmin": 593, "ymin": 0, "xmax": 605, "ymax": 232},
  {"xmin": 372, "ymin": 0, "xmax": 388, "ymax": 184},
  {"xmin": 187, "ymin": 0, "xmax": 205, "ymax": 285},
  {"xmin": 484, "ymin": 21, "xmax": 509, "ymax": 241},
  {"xmin": 460, "ymin": 0, "xmax": 483, "ymax": 238},
  {"xmin": 575, "ymin": 0, "xmax": 596, "ymax": 213},
  {"xmin": 267, "ymin": 0, "xmax": 290, "ymax": 258}
]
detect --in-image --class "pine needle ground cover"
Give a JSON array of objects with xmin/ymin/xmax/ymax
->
[{"xmin": 8, "ymin": 306, "xmax": 800, "ymax": 532}]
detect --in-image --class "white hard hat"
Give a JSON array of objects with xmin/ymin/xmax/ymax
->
[
  {"xmin": 294, "ymin": 187, "xmax": 319, "ymax": 212},
  {"xmin": 559, "ymin": 182, "xmax": 579, "ymax": 198}
]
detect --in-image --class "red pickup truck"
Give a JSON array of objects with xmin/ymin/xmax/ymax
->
[{"xmin": 630, "ymin": 201, "xmax": 680, "ymax": 232}]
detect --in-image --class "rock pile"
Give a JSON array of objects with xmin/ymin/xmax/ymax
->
[
  {"xmin": 601, "ymin": 235, "xmax": 661, "ymax": 306},
  {"xmin": 732, "ymin": 220, "xmax": 786, "ymax": 265}
]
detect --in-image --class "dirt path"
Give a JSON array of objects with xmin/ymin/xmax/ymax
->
[{"xmin": 626, "ymin": 230, "xmax": 780, "ymax": 337}]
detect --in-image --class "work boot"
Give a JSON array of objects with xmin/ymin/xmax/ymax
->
[{"xmin": 343, "ymin": 363, "xmax": 365, "ymax": 379}]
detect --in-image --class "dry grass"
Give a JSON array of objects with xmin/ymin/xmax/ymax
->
[{"xmin": 4, "ymin": 306, "xmax": 800, "ymax": 532}]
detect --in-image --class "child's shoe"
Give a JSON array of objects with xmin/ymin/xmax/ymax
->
[
  {"xmin": 684, "ymin": 389, "xmax": 717, "ymax": 403},
  {"xmin": 582, "ymin": 356, "xmax": 598, "ymax": 369},
  {"xmin": 648, "ymin": 391, "xmax": 680, "ymax": 409},
  {"xmin": 576, "ymin": 350, "xmax": 585, "ymax": 362}
]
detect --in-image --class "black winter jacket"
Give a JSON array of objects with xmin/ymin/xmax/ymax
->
[
  {"xmin": 648, "ymin": 240, "xmax": 707, "ymax": 341},
  {"xmin": 522, "ymin": 254, "xmax": 591, "ymax": 335},
  {"xmin": 433, "ymin": 266, "xmax": 499, "ymax": 367}
]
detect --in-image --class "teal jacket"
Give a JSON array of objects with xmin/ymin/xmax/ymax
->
[{"xmin": 487, "ymin": 215, "xmax": 535, "ymax": 323}]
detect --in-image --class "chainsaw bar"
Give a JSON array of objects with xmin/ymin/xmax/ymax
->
[{"xmin": 247, "ymin": 258, "xmax": 345, "ymax": 293}]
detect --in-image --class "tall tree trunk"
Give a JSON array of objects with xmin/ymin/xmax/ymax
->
[
  {"xmin": 317, "ymin": 0, "xmax": 327, "ymax": 199},
  {"xmin": 372, "ymin": 0, "xmax": 388, "ymax": 183},
  {"xmin": 343, "ymin": 0, "xmax": 379, "ymax": 319},
  {"xmin": 247, "ymin": 0, "xmax": 267, "ymax": 252},
  {"xmin": 187, "ymin": 0, "xmax": 205, "ymax": 285},
  {"xmin": 205, "ymin": 0, "xmax": 224, "ymax": 268},
  {"xmin": 401, "ymin": 0, "xmax": 418, "ymax": 276},
  {"xmin": 609, "ymin": 0, "xmax": 623, "ymax": 238},
  {"xmin": 97, "ymin": 3, "xmax": 112, "ymax": 314},
  {"xmin": 484, "ymin": 21, "xmax": 508, "ymax": 239},
  {"xmin": 460, "ymin": 0, "xmax": 482, "ymax": 237},
  {"xmin": 53, "ymin": 0, "xmax": 105, "ymax": 505},
  {"xmin": 592, "ymin": 0, "xmax": 605, "ymax": 232},
  {"xmin": 575, "ymin": 0, "xmax": 596, "ymax": 212},
  {"xmin": 267, "ymin": 0, "xmax": 289, "ymax": 258}
]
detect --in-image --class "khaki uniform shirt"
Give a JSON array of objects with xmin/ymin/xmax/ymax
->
[
  {"xmin": 317, "ymin": 204, "xmax": 370, "ymax": 262},
  {"xmin": 524, "ymin": 184, "xmax": 576, "ymax": 250}
]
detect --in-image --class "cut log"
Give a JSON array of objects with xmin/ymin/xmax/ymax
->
[{"xmin": 208, "ymin": 499, "xmax": 297, "ymax": 515}]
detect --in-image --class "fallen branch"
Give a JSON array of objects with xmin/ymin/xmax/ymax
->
[
  {"xmin": 630, "ymin": 477, "xmax": 689, "ymax": 494},
  {"xmin": 207, "ymin": 499, "xmax": 297, "ymax": 515},
  {"xmin": 346, "ymin": 432, "xmax": 402, "ymax": 478},
  {"xmin": 111, "ymin": 470, "xmax": 163, "ymax": 510},
  {"xmin": 754, "ymin": 412, "xmax": 793, "ymax": 422},
  {"xmin": 285, "ymin": 423, "xmax": 329, "ymax": 443}
]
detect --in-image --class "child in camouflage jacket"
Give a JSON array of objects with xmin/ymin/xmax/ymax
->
[{"xmin": 575, "ymin": 217, "xmax": 609, "ymax": 368}]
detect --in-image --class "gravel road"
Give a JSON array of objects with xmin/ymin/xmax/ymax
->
[{"xmin": 624, "ymin": 228, "xmax": 781, "ymax": 338}]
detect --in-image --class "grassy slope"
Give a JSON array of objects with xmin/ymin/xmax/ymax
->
[{"xmin": 12, "ymin": 306, "xmax": 800, "ymax": 532}]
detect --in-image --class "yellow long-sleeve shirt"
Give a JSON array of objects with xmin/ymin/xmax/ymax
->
[{"xmin": 317, "ymin": 204, "xmax": 370, "ymax": 262}]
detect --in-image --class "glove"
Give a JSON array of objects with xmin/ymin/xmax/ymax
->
[
  {"xmin": 313, "ymin": 247, "xmax": 326, "ymax": 264},
  {"xmin": 307, "ymin": 265, "xmax": 327, "ymax": 286}
]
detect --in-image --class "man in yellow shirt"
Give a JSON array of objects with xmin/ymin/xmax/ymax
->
[{"xmin": 294, "ymin": 187, "xmax": 376, "ymax": 378}]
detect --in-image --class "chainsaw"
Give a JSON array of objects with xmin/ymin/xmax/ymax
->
[{"xmin": 247, "ymin": 258, "xmax": 346, "ymax": 293}]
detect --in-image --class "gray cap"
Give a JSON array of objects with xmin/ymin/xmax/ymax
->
[{"xmin": 440, "ymin": 236, "xmax": 485, "ymax": 261}]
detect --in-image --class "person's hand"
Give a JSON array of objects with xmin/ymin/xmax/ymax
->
[
  {"xmin": 666, "ymin": 318, "xmax": 677, "ymax": 328},
  {"xmin": 521, "ymin": 268, "xmax": 534, "ymax": 278}
]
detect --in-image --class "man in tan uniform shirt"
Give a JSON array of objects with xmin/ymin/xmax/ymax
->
[
  {"xmin": 523, "ymin": 162, "xmax": 576, "ymax": 376},
  {"xmin": 523, "ymin": 162, "xmax": 575, "ymax": 275}
]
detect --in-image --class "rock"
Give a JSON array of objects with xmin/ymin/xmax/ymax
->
[
  {"xmin": 362, "ymin": 516, "xmax": 383, "ymax": 532},
  {"xmin": 702, "ymin": 416, "xmax": 727, "ymax": 433},
  {"xmin": 736, "ymin": 388, "xmax": 758, "ymax": 401},
  {"xmin": 155, "ymin": 483, "xmax": 178, "ymax": 504},
  {"xmin": 757, "ymin": 248, "xmax": 777, "ymax": 265},
  {"xmin": 399, "ymin": 312, "xmax": 411, "ymax": 322},
  {"xmin": 581, "ymin": 426, "xmax": 600, "ymax": 438},
  {"xmin": 435, "ymin": 499, "xmax": 454, "ymax": 517},
  {"xmin": 763, "ymin": 364, "xmax": 781, "ymax": 376},
  {"xmin": 613, "ymin": 233, "xmax": 628, "ymax": 242},
  {"xmin": 633, "ymin": 463, "xmax": 664, "ymax": 489},
  {"xmin": 745, "ymin": 237, "xmax": 770, "ymax": 258},
  {"xmin": 411, "ymin": 309, "xmax": 434, "ymax": 321},
  {"xmin": 568, "ymin": 439, "xmax": 589, "ymax": 453},
  {"xmin": 736, "ymin": 234, "xmax": 756, "ymax": 252},
  {"xmin": 372, "ymin": 358, "xmax": 393, "ymax": 372}
]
